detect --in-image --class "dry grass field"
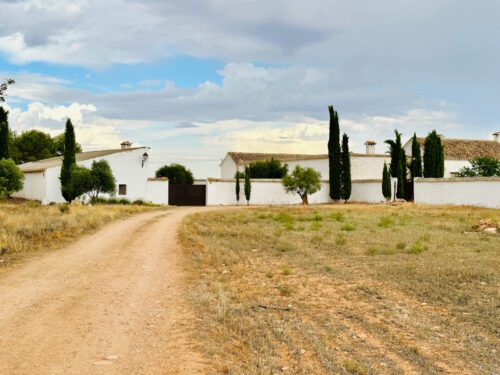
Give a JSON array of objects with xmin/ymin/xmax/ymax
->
[
  {"xmin": 181, "ymin": 204, "xmax": 500, "ymax": 374},
  {"xmin": 0, "ymin": 200, "xmax": 157, "ymax": 265}
]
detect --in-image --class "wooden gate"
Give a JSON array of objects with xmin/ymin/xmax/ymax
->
[
  {"xmin": 168, "ymin": 184, "xmax": 206, "ymax": 206},
  {"xmin": 404, "ymin": 181, "xmax": 414, "ymax": 201}
]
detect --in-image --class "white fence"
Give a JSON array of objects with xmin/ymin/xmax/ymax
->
[
  {"xmin": 414, "ymin": 177, "xmax": 500, "ymax": 209},
  {"xmin": 205, "ymin": 178, "xmax": 390, "ymax": 205}
]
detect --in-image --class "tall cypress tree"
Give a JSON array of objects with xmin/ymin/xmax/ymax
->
[
  {"xmin": 235, "ymin": 171, "xmax": 240, "ymax": 204},
  {"xmin": 423, "ymin": 130, "xmax": 445, "ymax": 178},
  {"xmin": 382, "ymin": 162, "xmax": 391, "ymax": 201},
  {"xmin": 340, "ymin": 133, "xmax": 351, "ymax": 202},
  {"xmin": 328, "ymin": 105, "xmax": 341, "ymax": 200},
  {"xmin": 385, "ymin": 130, "xmax": 404, "ymax": 198},
  {"xmin": 244, "ymin": 166, "xmax": 251, "ymax": 205},
  {"xmin": 0, "ymin": 107, "xmax": 9, "ymax": 159},
  {"xmin": 60, "ymin": 118, "xmax": 77, "ymax": 202},
  {"xmin": 410, "ymin": 133, "xmax": 422, "ymax": 179}
]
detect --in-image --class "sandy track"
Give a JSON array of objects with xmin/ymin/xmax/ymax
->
[{"xmin": 0, "ymin": 207, "xmax": 211, "ymax": 374}]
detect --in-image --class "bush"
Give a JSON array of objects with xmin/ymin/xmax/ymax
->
[
  {"xmin": 155, "ymin": 163, "xmax": 194, "ymax": 184},
  {"xmin": 0, "ymin": 158, "xmax": 24, "ymax": 199},
  {"xmin": 89, "ymin": 159, "xmax": 116, "ymax": 199},
  {"xmin": 282, "ymin": 165, "xmax": 321, "ymax": 205},
  {"xmin": 67, "ymin": 165, "xmax": 93, "ymax": 201}
]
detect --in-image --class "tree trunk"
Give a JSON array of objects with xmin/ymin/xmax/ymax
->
[{"xmin": 301, "ymin": 195, "xmax": 308, "ymax": 205}]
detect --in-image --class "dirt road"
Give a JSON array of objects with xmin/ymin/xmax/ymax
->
[{"xmin": 0, "ymin": 207, "xmax": 210, "ymax": 374}]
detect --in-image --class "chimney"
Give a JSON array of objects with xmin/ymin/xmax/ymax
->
[
  {"xmin": 364, "ymin": 140, "xmax": 376, "ymax": 155},
  {"xmin": 493, "ymin": 132, "xmax": 500, "ymax": 143},
  {"xmin": 120, "ymin": 141, "xmax": 132, "ymax": 149}
]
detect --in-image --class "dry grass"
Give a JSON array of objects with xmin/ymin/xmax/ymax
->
[
  {"xmin": 0, "ymin": 200, "xmax": 157, "ymax": 264},
  {"xmin": 180, "ymin": 204, "xmax": 500, "ymax": 374}
]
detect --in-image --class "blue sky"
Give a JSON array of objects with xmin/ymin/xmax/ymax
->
[{"xmin": 1, "ymin": 0, "xmax": 499, "ymax": 177}]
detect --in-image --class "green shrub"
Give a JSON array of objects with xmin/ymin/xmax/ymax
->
[
  {"xmin": 341, "ymin": 223, "xmax": 356, "ymax": 231},
  {"xmin": 282, "ymin": 265, "xmax": 291, "ymax": 275},
  {"xmin": 408, "ymin": 240, "xmax": 427, "ymax": 254},
  {"xmin": 378, "ymin": 217, "xmax": 393, "ymax": 228},
  {"xmin": 118, "ymin": 198, "xmax": 130, "ymax": 205},
  {"xmin": 330, "ymin": 212, "xmax": 344, "ymax": 222},
  {"xmin": 0, "ymin": 158, "xmax": 24, "ymax": 199},
  {"xmin": 132, "ymin": 199, "xmax": 144, "ymax": 205}
]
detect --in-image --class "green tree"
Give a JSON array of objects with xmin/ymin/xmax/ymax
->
[
  {"xmin": 410, "ymin": 133, "xmax": 422, "ymax": 179},
  {"xmin": 0, "ymin": 158, "xmax": 24, "ymax": 199},
  {"xmin": 247, "ymin": 158, "xmax": 288, "ymax": 178},
  {"xmin": 60, "ymin": 119, "xmax": 77, "ymax": 202},
  {"xmin": 155, "ymin": 163, "xmax": 194, "ymax": 184},
  {"xmin": 282, "ymin": 165, "xmax": 321, "ymax": 205},
  {"xmin": 0, "ymin": 121, "xmax": 8, "ymax": 159},
  {"xmin": 340, "ymin": 133, "xmax": 351, "ymax": 202},
  {"xmin": 0, "ymin": 79, "xmax": 15, "ymax": 103},
  {"xmin": 13, "ymin": 130, "xmax": 55, "ymax": 163},
  {"xmin": 89, "ymin": 160, "xmax": 116, "ymax": 200},
  {"xmin": 385, "ymin": 130, "xmax": 404, "ymax": 199},
  {"xmin": 328, "ymin": 105, "xmax": 341, "ymax": 200},
  {"xmin": 235, "ymin": 171, "xmax": 240, "ymax": 204},
  {"xmin": 53, "ymin": 133, "xmax": 82, "ymax": 155},
  {"xmin": 457, "ymin": 157, "xmax": 500, "ymax": 177},
  {"xmin": 67, "ymin": 165, "xmax": 93, "ymax": 201},
  {"xmin": 423, "ymin": 130, "xmax": 445, "ymax": 178},
  {"xmin": 244, "ymin": 166, "xmax": 251, "ymax": 205},
  {"xmin": 382, "ymin": 162, "xmax": 391, "ymax": 201}
]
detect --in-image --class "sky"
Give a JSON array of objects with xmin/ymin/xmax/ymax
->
[{"xmin": 1, "ymin": 0, "xmax": 499, "ymax": 177}]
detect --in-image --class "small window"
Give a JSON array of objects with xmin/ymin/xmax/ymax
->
[{"xmin": 118, "ymin": 184, "xmax": 127, "ymax": 195}]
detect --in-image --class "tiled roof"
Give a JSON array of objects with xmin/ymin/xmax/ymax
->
[
  {"xmin": 416, "ymin": 138, "xmax": 500, "ymax": 160},
  {"xmin": 18, "ymin": 147, "xmax": 146, "ymax": 173},
  {"xmin": 226, "ymin": 151, "xmax": 388, "ymax": 165}
]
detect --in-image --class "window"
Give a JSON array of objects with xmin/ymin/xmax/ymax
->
[{"xmin": 118, "ymin": 184, "xmax": 127, "ymax": 195}]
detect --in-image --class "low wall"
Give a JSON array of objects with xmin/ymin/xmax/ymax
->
[
  {"xmin": 205, "ymin": 178, "xmax": 390, "ymax": 205},
  {"xmin": 145, "ymin": 178, "xmax": 169, "ymax": 205},
  {"xmin": 414, "ymin": 177, "xmax": 500, "ymax": 209}
]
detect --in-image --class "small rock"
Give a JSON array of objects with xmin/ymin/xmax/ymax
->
[
  {"xmin": 300, "ymin": 349, "xmax": 306, "ymax": 355},
  {"xmin": 480, "ymin": 281, "xmax": 487, "ymax": 285},
  {"xmin": 380, "ymin": 362, "xmax": 388, "ymax": 367},
  {"xmin": 222, "ymin": 269, "xmax": 229, "ymax": 274},
  {"xmin": 484, "ymin": 227, "xmax": 497, "ymax": 234},
  {"xmin": 431, "ymin": 326, "xmax": 440, "ymax": 331},
  {"xmin": 105, "ymin": 355, "xmax": 119, "ymax": 361}
]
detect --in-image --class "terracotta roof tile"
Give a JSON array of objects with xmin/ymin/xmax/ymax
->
[{"xmin": 416, "ymin": 138, "xmax": 500, "ymax": 160}]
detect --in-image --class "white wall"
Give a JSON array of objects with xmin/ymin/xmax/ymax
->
[
  {"xmin": 205, "ymin": 178, "xmax": 392, "ymax": 205},
  {"xmin": 414, "ymin": 177, "xmax": 500, "ymax": 208},
  {"xmin": 221, "ymin": 155, "xmax": 390, "ymax": 181},
  {"xmin": 12, "ymin": 172, "xmax": 47, "ymax": 201},
  {"xmin": 145, "ymin": 179, "xmax": 169, "ymax": 205}
]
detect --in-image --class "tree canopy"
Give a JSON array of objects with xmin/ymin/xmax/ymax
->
[
  {"xmin": 155, "ymin": 163, "xmax": 194, "ymax": 184},
  {"xmin": 0, "ymin": 158, "xmax": 23, "ymax": 199},
  {"xmin": 282, "ymin": 165, "xmax": 321, "ymax": 205},
  {"xmin": 88, "ymin": 160, "xmax": 116, "ymax": 199},
  {"xmin": 457, "ymin": 157, "xmax": 500, "ymax": 177},
  {"xmin": 60, "ymin": 119, "xmax": 77, "ymax": 202},
  {"xmin": 328, "ymin": 105, "xmax": 341, "ymax": 200},
  {"xmin": 410, "ymin": 133, "xmax": 423, "ymax": 179},
  {"xmin": 247, "ymin": 158, "xmax": 288, "ymax": 178},
  {"xmin": 382, "ymin": 162, "xmax": 391, "ymax": 200},
  {"xmin": 340, "ymin": 133, "xmax": 351, "ymax": 202},
  {"xmin": 385, "ymin": 130, "xmax": 405, "ymax": 199},
  {"xmin": 0, "ymin": 79, "xmax": 14, "ymax": 103}
]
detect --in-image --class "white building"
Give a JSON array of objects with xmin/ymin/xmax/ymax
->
[
  {"xmin": 402, "ymin": 133, "xmax": 500, "ymax": 177},
  {"xmin": 13, "ymin": 142, "xmax": 169, "ymax": 205},
  {"xmin": 220, "ymin": 141, "xmax": 391, "ymax": 180}
]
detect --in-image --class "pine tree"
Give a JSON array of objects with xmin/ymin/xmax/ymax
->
[
  {"xmin": 328, "ymin": 105, "xmax": 341, "ymax": 200},
  {"xmin": 0, "ymin": 107, "xmax": 9, "ymax": 159},
  {"xmin": 423, "ymin": 130, "xmax": 445, "ymax": 178},
  {"xmin": 60, "ymin": 118, "xmax": 77, "ymax": 202},
  {"xmin": 382, "ymin": 162, "xmax": 391, "ymax": 201},
  {"xmin": 235, "ymin": 171, "xmax": 240, "ymax": 204},
  {"xmin": 244, "ymin": 166, "xmax": 251, "ymax": 205},
  {"xmin": 410, "ymin": 133, "xmax": 422, "ymax": 179},
  {"xmin": 340, "ymin": 133, "xmax": 351, "ymax": 202}
]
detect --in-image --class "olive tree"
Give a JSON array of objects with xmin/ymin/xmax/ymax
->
[{"xmin": 282, "ymin": 165, "xmax": 321, "ymax": 205}]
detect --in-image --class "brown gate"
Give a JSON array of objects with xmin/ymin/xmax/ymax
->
[
  {"xmin": 168, "ymin": 184, "xmax": 206, "ymax": 206},
  {"xmin": 404, "ymin": 181, "xmax": 414, "ymax": 201}
]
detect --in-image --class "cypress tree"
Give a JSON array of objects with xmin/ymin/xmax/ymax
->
[
  {"xmin": 382, "ymin": 162, "xmax": 391, "ymax": 201},
  {"xmin": 401, "ymin": 148, "xmax": 408, "ymax": 189},
  {"xmin": 244, "ymin": 166, "xmax": 251, "ymax": 205},
  {"xmin": 410, "ymin": 133, "xmax": 422, "ymax": 179},
  {"xmin": 385, "ymin": 130, "xmax": 402, "ymax": 178},
  {"xmin": 328, "ymin": 105, "xmax": 341, "ymax": 200},
  {"xmin": 60, "ymin": 118, "xmax": 77, "ymax": 202},
  {"xmin": 423, "ymin": 130, "xmax": 445, "ymax": 178},
  {"xmin": 340, "ymin": 133, "xmax": 351, "ymax": 202},
  {"xmin": 235, "ymin": 171, "xmax": 240, "ymax": 204},
  {"xmin": 397, "ymin": 159, "xmax": 404, "ymax": 199},
  {"xmin": 0, "ymin": 107, "xmax": 9, "ymax": 159}
]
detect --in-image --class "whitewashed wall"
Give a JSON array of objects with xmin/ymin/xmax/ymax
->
[
  {"xmin": 12, "ymin": 172, "xmax": 46, "ymax": 201},
  {"xmin": 414, "ymin": 177, "xmax": 500, "ymax": 208},
  {"xmin": 145, "ymin": 178, "xmax": 169, "ymax": 205},
  {"xmin": 205, "ymin": 178, "xmax": 391, "ymax": 205}
]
